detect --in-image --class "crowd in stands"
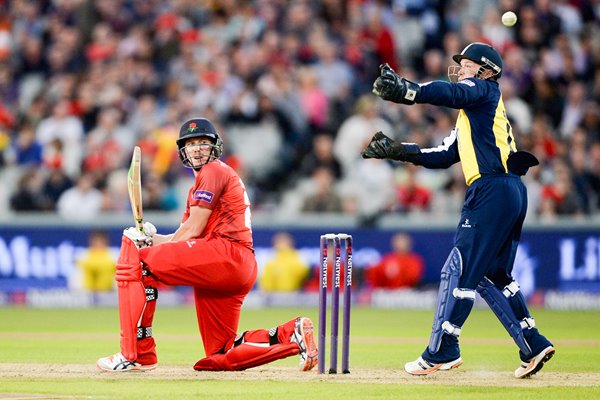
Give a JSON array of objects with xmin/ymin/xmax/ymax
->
[{"xmin": 1, "ymin": 0, "xmax": 599, "ymax": 224}]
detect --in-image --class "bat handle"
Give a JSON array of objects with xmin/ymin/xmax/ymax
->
[{"xmin": 136, "ymin": 219, "xmax": 145, "ymax": 233}]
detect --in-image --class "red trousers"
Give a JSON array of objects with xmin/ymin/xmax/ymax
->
[{"xmin": 137, "ymin": 236, "xmax": 257, "ymax": 361}]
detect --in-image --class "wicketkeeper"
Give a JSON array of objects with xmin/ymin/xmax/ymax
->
[
  {"xmin": 363, "ymin": 42, "xmax": 554, "ymax": 378},
  {"xmin": 97, "ymin": 118, "xmax": 318, "ymax": 372}
]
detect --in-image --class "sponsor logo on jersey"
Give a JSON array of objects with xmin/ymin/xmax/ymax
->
[
  {"xmin": 458, "ymin": 79, "xmax": 475, "ymax": 87},
  {"xmin": 193, "ymin": 190, "xmax": 214, "ymax": 202},
  {"xmin": 461, "ymin": 218, "xmax": 472, "ymax": 228}
]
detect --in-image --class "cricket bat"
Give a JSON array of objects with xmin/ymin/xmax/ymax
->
[{"xmin": 127, "ymin": 146, "xmax": 144, "ymax": 233}]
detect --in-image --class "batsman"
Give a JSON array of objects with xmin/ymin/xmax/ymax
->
[
  {"xmin": 363, "ymin": 42, "xmax": 554, "ymax": 378},
  {"xmin": 97, "ymin": 118, "xmax": 318, "ymax": 372}
]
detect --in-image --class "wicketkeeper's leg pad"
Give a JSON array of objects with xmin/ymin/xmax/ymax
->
[
  {"xmin": 477, "ymin": 278, "xmax": 553, "ymax": 360},
  {"xmin": 115, "ymin": 235, "xmax": 147, "ymax": 362},
  {"xmin": 193, "ymin": 343, "xmax": 300, "ymax": 371},
  {"xmin": 427, "ymin": 247, "xmax": 476, "ymax": 356}
]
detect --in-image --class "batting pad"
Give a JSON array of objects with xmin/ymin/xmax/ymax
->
[{"xmin": 115, "ymin": 236, "xmax": 147, "ymax": 362}]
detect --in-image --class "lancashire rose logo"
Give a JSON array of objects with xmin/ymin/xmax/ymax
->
[{"xmin": 188, "ymin": 122, "xmax": 197, "ymax": 132}]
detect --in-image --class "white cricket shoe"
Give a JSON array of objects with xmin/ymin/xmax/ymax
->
[
  {"xmin": 97, "ymin": 352, "xmax": 157, "ymax": 372},
  {"xmin": 405, "ymin": 356, "xmax": 463, "ymax": 375},
  {"xmin": 291, "ymin": 317, "xmax": 318, "ymax": 371},
  {"xmin": 514, "ymin": 346, "xmax": 555, "ymax": 378}
]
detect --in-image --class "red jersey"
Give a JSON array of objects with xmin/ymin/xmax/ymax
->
[{"xmin": 182, "ymin": 160, "xmax": 253, "ymax": 251}]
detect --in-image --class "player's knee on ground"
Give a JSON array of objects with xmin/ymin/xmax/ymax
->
[{"xmin": 194, "ymin": 343, "xmax": 300, "ymax": 371}]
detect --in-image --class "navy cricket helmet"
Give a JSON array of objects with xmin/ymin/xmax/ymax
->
[
  {"xmin": 452, "ymin": 42, "xmax": 503, "ymax": 79},
  {"xmin": 176, "ymin": 118, "xmax": 223, "ymax": 169}
]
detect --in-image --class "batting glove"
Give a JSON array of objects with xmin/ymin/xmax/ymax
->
[
  {"xmin": 123, "ymin": 226, "xmax": 153, "ymax": 249},
  {"xmin": 142, "ymin": 221, "xmax": 157, "ymax": 237}
]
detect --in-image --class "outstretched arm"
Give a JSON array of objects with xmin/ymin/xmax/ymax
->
[
  {"xmin": 361, "ymin": 130, "xmax": 460, "ymax": 169},
  {"xmin": 372, "ymin": 64, "xmax": 491, "ymax": 109}
]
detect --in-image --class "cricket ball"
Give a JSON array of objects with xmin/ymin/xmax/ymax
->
[{"xmin": 502, "ymin": 11, "xmax": 518, "ymax": 27}]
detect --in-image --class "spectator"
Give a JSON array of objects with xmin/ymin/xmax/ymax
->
[
  {"xmin": 42, "ymin": 168, "xmax": 73, "ymax": 210},
  {"xmin": 56, "ymin": 173, "xmax": 104, "ymax": 221},
  {"xmin": 35, "ymin": 98, "xmax": 84, "ymax": 177},
  {"xmin": 9, "ymin": 123, "xmax": 42, "ymax": 166},
  {"xmin": 569, "ymin": 146, "xmax": 593, "ymax": 213},
  {"xmin": 77, "ymin": 230, "xmax": 116, "ymax": 292},
  {"xmin": 422, "ymin": 49, "xmax": 449, "ymax": 82},
  {"xmin": 296, "ymin": 66, "xmax": 329, "ymax": 133},
  {"xmin": 301, "ymin": 167, "xmax": 344, "ymax": 213},
  {"xmin": 9, "ymin": 168, "xmax": 50, "ymax": 211},
  {"xmin": 0, "ymin": 0, "xmax": 598, "ymax": 222},
  {"xmin": 83, "ymin": 107, "xmax": 133, "ymax": 176},
  {"xmin": 558, "ymin": 81, "xmax": 588, "ymax": 138},
  {"xmin": 313, "ymin": 37, "xmax": 354, "ymax": 128},
  {"xmin": 360, "ymin": 5, "xmax": 398, "ymax": 71},
  {"xmin": 365, "ymin": 232, "xmax": 424, "ymax": 289},
  {"xmin": 580, "ymin": 102, "xmax": 600, "ymax": 142},
  {"xmin": 333, "ymin": 94, "xmax": 393, "ymax": 178},
  {"xmin": 501, "ymin": 79, "xmax": 533, "ymax": 135},
  {"xmin": 259, "ymin": 232, "xmax": 309, "ymax": 292},
  {"xmin": 142, "ymin": 171, "xmax": 178, "ymax": 211},
  {"xmin": 394, "ymin": 164, "xmax": 433, "ymax": 214},
  {"xmin": 297, "ymin": 132, "xmax": 342, "ymax": 180},
  {"xmin": 339, "ymin": 154, "xmax": 395, "ymax": 220},
  {"xmin": 539, "ymin": 159, "xmax": 584, "ymax": 217},
  {"xmin": 586, "ymin": 142, "xmax": 600, "ymax": 212}
]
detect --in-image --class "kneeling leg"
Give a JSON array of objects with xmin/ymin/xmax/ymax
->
[{"xmin": 194, "ymin": 342, "xmax": 299, "ymax": 371}]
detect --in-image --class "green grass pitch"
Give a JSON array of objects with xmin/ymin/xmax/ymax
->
[{"xmin": 0, "ymin": 306, "xmax": 599, "ymax": 399}]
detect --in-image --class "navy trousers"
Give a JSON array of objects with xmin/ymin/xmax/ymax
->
[
  {"xmin": 423, "ymin": 174, "xmax": 529, "ymax": 363},
  {"xmin": 456, "ymin": 174, "xmax": 527, "ymax": 289}
]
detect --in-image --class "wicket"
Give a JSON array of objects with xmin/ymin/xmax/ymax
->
[{"xmin": 318, "ymin": 233, "xmax": 353, "ymax": 374}]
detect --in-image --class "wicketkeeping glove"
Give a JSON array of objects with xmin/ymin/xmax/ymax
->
[
  {"xmin": 361, "ymin": 131, "xmax": 421, "ymax": 162},
  {"xmin": 372, "ymin": 64, "xmax": 421, "ymax": 105}
]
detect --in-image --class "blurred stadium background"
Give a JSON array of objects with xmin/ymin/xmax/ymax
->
[{"xmin": 0, "ymin": 0, "xmax": 599, "ymax": 309}]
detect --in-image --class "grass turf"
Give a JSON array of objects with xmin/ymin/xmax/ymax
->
[{"xmin": 0, "ymin": 306, "xmax": 599, "ymax": 399}]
